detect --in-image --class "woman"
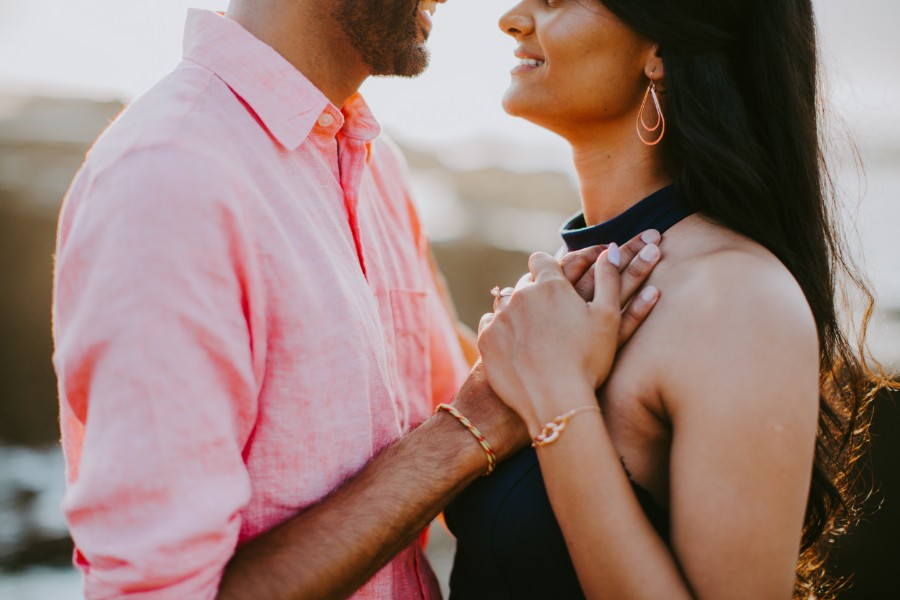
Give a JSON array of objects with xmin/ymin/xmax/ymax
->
[{"xmin": 443, "ymin": 0, "xmax": 892, "ymax": 598}]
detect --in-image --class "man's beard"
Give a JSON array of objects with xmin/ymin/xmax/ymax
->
[{"xmin": 334, "ymin": 0, "xmax": 429, "ymax": 77}]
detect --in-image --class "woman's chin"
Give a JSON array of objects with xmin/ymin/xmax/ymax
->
[
  {"xmin": 501, "ymin": 90, "xmax": 533, "ymax": 120},
  {"xmin": 501, "ymin": 93, "xmax": 553, "ymax": 132},
  {"xmin": 500, "ymin": 93, "xmax": 516, "ymax": 117}
]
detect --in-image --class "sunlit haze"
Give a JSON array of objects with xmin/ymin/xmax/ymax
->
[
  {"xmin": 0, "ymin": 0, "xmax": 898, "ymax": 329},
  {"xmin": 0, "ymin": 0, "xmax": 897, "ymax": 155}
]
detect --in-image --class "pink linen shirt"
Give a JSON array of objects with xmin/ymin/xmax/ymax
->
[{"xmin": 52, "ymin": 9, "xmax": 468, "ymax": 599}]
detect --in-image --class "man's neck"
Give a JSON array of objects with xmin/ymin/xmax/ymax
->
[{"xmin": 226, "ymin": 0, "xmax": 369, "ymax": 107}]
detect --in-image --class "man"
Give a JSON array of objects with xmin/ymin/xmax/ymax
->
[{"xmin": 52, "ymin": 1, "xmax": 657, "ymax": 598}]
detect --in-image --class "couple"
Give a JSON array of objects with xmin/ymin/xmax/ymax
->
[{"xmin": 52, "ymin": 0, "xmax": 884, "ymax": 598}]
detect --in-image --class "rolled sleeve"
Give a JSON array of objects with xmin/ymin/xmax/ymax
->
[{"xmin": 53, "ymin": 144, "xmax": 262, "ymax": 598}]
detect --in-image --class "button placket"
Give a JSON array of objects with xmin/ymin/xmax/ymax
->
[{"xmin": 337, "ymin": 136, "xmax": 371, "ymax": 278}]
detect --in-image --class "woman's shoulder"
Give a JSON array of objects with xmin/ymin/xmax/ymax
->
[
  {"xmin": 648, "ymin": 216, "xmax": 820, "ymax": 411},
  {"xmin": 659, "ymin": 215, "xmax": 813, "ymax": 330}
]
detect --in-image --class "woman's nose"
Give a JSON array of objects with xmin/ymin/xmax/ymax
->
[{"xmin": 499, "ymin": 3, "xmax": 533, "ymax": 37}]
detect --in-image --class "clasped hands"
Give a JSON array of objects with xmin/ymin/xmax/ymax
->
[{"xmin": 448, "ymin": 229, "xmax": 662, "ymax": 461}]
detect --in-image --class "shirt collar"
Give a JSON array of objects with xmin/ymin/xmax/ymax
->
[{"xmin": 182, "ymin": 9, "xmax": 381, "ymax": 150}]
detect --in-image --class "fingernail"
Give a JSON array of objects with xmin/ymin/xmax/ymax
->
[
  {"xmin": 478, "ymin": 312, "xmax": 494, "ymax": 334},
  {"xmin": 607, "ymin": 243, "xmax": 620, "ymax": 267},
  {"xmin": 640, "ymin": 286, "xmax": 659, "ymax": 302},
  {"xmin": 638, "ymin": 244, "xmax": 659, "ymax": 262},
  {"xmin": 641, "ymin": 230, "xmax": 661, "ymax": 244}
]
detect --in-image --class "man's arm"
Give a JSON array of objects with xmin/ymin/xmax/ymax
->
[
  {"xmin": 219, "ymin": 365, "xmax": 524, "ymax": 600},
  {"xmin": 218, "ymin": 234, "xmax": 663, "ymax": 600},
  {"xmin": 54, "ymin": 147, "xmax": 261, "ymax": 599}
]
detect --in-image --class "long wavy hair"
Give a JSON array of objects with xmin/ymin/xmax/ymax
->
[{"xmin": 594, "ymin": 0, "xmax": 895, "ymax": 596}]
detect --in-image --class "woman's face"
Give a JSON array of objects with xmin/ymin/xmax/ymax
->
[{"xmin": 498, "ymin": 0, "xmax": 657, "ymax": 140}]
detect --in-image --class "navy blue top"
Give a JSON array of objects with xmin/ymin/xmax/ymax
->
[
  {"xmin": 560, "ymin": 184, "xmax": 693, "ymax": 253},
  {"xmin": 444, "ymin": 185, "xmax": 693, "ymax": 599}
]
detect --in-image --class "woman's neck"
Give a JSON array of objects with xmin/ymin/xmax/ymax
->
[{"xmin": 571, "ymin": 134, "xmax": 672, "ymax": 226}]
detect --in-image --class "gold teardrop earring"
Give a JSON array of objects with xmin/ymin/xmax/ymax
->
[{"xmin": 636, "ymin": 75, "xmax": 665, "ymax": 146}]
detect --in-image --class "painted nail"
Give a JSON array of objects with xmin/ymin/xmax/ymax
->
[
  {"xmin": 641, "ymin": 229, "xmax": 661, "ymax": 244},
  {"xmin": 607, "ymin": 243, "xmax": 620, "ymax": 267},
  {"xmin": 640, "ymin": 286, "xmax": 659, "ymax": 302},
  {"xmin": 478, "ymin": 312, "xmax": 494, "ymax": 334},
  {"xmin": 639, "ymin": 244, "xmax": 659, "ymax": 262}
]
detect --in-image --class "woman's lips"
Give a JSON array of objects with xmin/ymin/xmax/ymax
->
[
  {"xmin": 511, "ymin": 56, "xmax": 546, "ymax": 74},
  {"xmin": 420, "ymin": 0, "xmax": 438, "ymax": 15},
  {"xmin": 417, "ymin": 8, "xmax": 433, "ymax": 36},
  {"xmin": 417, "ymin": 0, "xmax": 438, "ymax": 37}
]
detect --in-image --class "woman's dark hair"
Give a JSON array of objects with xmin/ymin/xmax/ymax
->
[{"xmin": 595, "ymin": 0, "xmax": 896, "ymax": 596}]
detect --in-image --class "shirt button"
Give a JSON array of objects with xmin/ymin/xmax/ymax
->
[{"xmin": 317, "ymin": 113, "xmax": 334, "ymax": 127}]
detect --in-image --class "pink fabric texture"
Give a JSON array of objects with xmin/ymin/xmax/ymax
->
[{"xmin": 52, "ymin": 10, "xmax": 468, "ymax": 599}]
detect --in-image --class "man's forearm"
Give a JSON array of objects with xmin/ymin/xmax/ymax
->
[{"xmin": 218, "ymin": 391, "xmax": 514, "ymax": 600}]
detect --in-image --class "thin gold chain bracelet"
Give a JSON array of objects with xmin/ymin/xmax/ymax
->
[{"xmin": 532, "ymin": 405, "xmax": 601, "ymax": 448}]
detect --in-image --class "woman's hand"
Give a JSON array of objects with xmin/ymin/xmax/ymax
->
[{"xmin": 478, "ymin": 242, "xmax": 659, "ymax": 436}]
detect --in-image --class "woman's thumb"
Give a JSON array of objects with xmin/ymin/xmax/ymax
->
[{"xmin": 593, "ymin": 243, "xmax": 622, "ymax": 309}]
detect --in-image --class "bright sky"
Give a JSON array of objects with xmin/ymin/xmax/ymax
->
[{"xmin": 0, "ymin": 0, "xmax": 897, "ymax": 152}]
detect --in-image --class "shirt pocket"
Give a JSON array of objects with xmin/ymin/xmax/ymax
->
[{"xmin": 389, "ymin": 289, "xmax": 431, "ymax": 429}]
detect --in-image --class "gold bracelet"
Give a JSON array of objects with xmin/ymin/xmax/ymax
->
[
  {"xmin": 435, "ymin": 403, "xmax": 497, "ymax": 476},
  {"xmin": 532, "ymin": 406, "xmax": 601, "ymax": 448}
]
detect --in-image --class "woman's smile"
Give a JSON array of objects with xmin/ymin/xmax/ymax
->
[
  {"xmin": 499, "ymin": 0, "xmax": 656, "ymax": 139},
  {"xmin": 417, "ymin": 0, "xmax": 446, "ymax": 38},
  {"xmin": 511, "ymin": 48, "xmax": 546, "ymax": 74}
]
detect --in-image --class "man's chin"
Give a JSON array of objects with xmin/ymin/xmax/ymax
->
[{"xmin": 371, "ymin": 46, "xmax": 429, "ymax": 78}]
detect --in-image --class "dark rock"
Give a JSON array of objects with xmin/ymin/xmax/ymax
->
[
  {"xmin": 830, "ymin": 384, "xmax": 900, "ymax": 597},
  {"xmin": 0, "ymin": 96, "xmax": 123, "ymax": 447},
  {"xmin": 0, "ymin": 535, "xmax": 74, "ymax": 572},
  {"xmin": 0, "ymin": 194, "xmax": 60, "ymax": 446},
  {"xmin": 11, "ymin": 487, "xmax": 38, "ymax": 511}
]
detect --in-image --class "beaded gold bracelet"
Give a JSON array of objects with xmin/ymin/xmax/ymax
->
[
  {"xmin": 532, "ymin": 406, "xmax": 601, "ymax": 448},
  {"xmin": 435, "ymin": 403, "xmax": 497, "ymax": 476}
]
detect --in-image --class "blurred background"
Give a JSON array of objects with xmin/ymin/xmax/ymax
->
[{"xmin": 0, "ymin": 1, "xmax": 897, "ymax": 597}]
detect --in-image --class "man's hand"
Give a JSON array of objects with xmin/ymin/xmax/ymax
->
[
  {"xmin": 448, "ymin": 360, "xmax": 530, "ymax": 463},
  {"xmin": 490, "ymin": 230, "xmax": 663, "ymax": 343},
  {"xmin": 456, "ymin": 229, "xmax": 664, "ymax": 465}
]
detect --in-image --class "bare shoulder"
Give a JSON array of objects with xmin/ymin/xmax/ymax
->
[
  {"xmin": 650, "ymin": 216, "xmax": 819, "ymax": 420},
  {"xmin": 657, "ymin": 215, "xmax": 817, "ymax": 345}
]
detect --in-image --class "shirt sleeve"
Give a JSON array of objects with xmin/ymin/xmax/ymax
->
[{"xmin": 53, "ymin": 144, "xmax": 262, "ymax": 599}]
